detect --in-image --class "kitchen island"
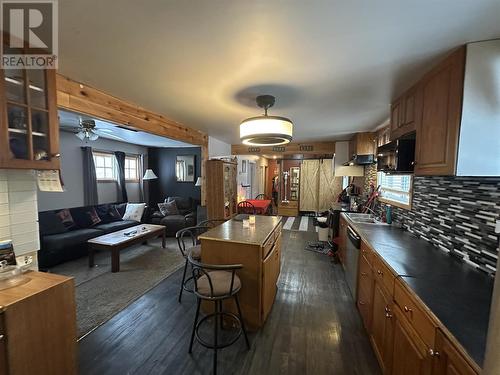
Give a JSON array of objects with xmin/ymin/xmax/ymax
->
[{"xmin": 199, "ymin": 215, "xmax": 282, "ymax": 331}]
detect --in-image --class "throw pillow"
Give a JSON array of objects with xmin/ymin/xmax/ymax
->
[
  {"xmin": 86, "ymin": 207, "xmax": 102, "ymax": 226},
  {"xmin": 108, "ymin": 205, "xmax": 123, "ymax": 221},
  {"xmin": 122, "ymin": 203, "xmax": 146, "ymax": 222},
  {"xmin": 158, "ymin": 201, "xmax": 178, "ymax": 216},
  {"xmin": 38, "ymin": 211, "xmax": 68, "ymax": 236},
  {"xmin": 56, "ymin": 209, "xmax": 76, "ymax": 230}
]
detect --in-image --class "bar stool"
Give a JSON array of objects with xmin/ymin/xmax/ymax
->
[
  {"xmin": 175, "ymin": 225, "xmax": 209, "ymax": 303},
  {"xmin": 187, "ymin": 253, "xmax": 250, "ymax": 375}
]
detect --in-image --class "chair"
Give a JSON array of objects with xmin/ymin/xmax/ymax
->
[
  {"xmin": 254, "ymin": 194, "xmax": 269, "ymax": 200},
  {"xmin": 187, "ymin": 254, "xmax": 250, "ymax": 374},
  {"xmin": 237, "ymin": 201, "xmax": 256, "ymax": 214},
  {"xmin": 176, "ymin": 225, "xmax": 210, "ymax": 303}
]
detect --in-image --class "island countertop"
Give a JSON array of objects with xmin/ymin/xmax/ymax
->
[{"xmin": 199, "ymin": 215, "xmax": 282, "ymax": 246}]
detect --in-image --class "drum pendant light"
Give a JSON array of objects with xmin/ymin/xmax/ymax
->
[{"xmin": 240, "ymin": 95, "xmax": 293, "ymax": 146}]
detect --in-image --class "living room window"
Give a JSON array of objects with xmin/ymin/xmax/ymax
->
[
  {"xmin": 93, "ymin": 152, "xmax": 116, "ymax": 181},
  {"xmin": 377, "ymin": 172, "xmax": 413, "ymax": 209},
  {"xmin": 125, "ymin": 156, "xmax": 140, "ymax": 182}
]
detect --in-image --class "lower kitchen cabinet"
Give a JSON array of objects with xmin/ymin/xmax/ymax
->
[
  {"xmin": 391, "ymin": 305, "xmax": 433, "ymax": 375},
  {"xmin": 357, "ymin": 249, "xmax": 374, "ymax": 330},
  {"xmin": 370, "ymin": 280, "xmax": 394, "ymax": 374},
  {"xmin": 432, "ymin": 329, "xmax": 479, "ymax": 375},
  {"xmin": 338, "ymin": 216, "xmax": 348, "ymax": 265}
]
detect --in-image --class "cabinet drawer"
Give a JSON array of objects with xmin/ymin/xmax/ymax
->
[
  {"xmin": 263, "ymin": 232, "xmax": 276, "ymax": 259},
  {"xmin": 360, "ymin": 241, "xmax": 373, "ymax": 266},
  {"xmin": 394, "ymin": 278, "xmax": 436, "ymax": 347},
  {"xmin": 358, "ymin": 252, "xmax": 372, "ymax": 284},
  {"xmin": 372, "ymin": 253, "xmax": 395, "ymax": 295}
]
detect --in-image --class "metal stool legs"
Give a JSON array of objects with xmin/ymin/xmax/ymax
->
[
  {"xmin": 178, "ymin": 258, "xmax": 189, "ymax": 303},
  {"xmin": 188, "ymin": 296, "xmax": 250, "ymax": 374}
]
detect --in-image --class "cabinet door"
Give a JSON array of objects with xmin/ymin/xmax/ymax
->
[
  {"xmin": 357, "ymin": 254, "xmax": 374, "ymax": 330},
  {"xmin": 390, "ymin": 100, "xmax": 401, "ymax": 137},
  {"xmin": 391, "ymin": 306, "xmax": 433, "ymax": 375},
  {"xmin": 0, "ymin": 68, "xmax": 59, "ymax": 169},
  {"xmin": 400, "ymin": 86, "xmax": 420, "ymax": 136},
  {"xmin": 262, "ymin": 244, "xmax": 279, "ymax": 322},
  {"xmin": 414, "ymin": 47, "xmax": 465, "ymax": 176},
  {"xmin": 432, "ymin": 329, "xmax": 478, "ymax": 375},
  {"xmin": 370, "ymin": 281, "xmax": 394, "ymax": 374}
]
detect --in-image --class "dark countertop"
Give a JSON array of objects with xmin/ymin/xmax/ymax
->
[{"xmin": 343, "ymin": 216, "xmax": 494, "ymax": 367}]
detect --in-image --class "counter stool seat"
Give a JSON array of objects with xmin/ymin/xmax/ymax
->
[{"xmin": 197, "ymin": 271, "xmax": 241, "ymax": 297}]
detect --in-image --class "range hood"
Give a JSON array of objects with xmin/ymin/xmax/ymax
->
[
  {"xmin": 344, "ymin": 154, "xmax": 375, "ymax": 166},
  {"xmin": 457, "ymin": 39, "xmax": 500, "ymax": 176}
]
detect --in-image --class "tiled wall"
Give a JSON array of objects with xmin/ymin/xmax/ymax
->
[
  {"xmin": 377, "ymin": 176, "xmax": 500, "ymax": 276},
  {"xmin": 0, "ymin": 170, "xmax": 39, "ymax": 269}
]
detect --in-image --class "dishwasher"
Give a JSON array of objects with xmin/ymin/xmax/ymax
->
[{"xmin": 345, "ymin": 225, "xmax": 361, "ymax": 299}]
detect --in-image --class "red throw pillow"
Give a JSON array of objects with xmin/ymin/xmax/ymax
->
[{"xmin": 56, "ymin": 209, "xmax": 76, "ymax": 230}]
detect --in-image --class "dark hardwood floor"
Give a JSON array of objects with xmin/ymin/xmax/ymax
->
[{"xmin": 79, "ymin": 229, "xmax": 380, "ymax": 375}]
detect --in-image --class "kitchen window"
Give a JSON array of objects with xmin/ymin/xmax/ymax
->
[
  {"xmin": 377, "ymin": 172, "xmax": 413, "ymax": 209},
  {"xmin": 93, "ymin": 152, "xmax": 116, "ymax": 181}
]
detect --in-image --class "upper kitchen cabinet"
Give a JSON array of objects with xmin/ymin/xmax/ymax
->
[
  {"xmin": 391, "ymin": 85, "xmax": 421, "ymax": 141},
  {"xmin": 348, "ymin": 132, "xmax": 377, "ymax": 164},
  {"xmin": 414, "ymin": 47, "xmax": 465, "ymax": 176},
  {"xmin": 0, "ymin": 68, "xmax": 60, "ymax": 169}
]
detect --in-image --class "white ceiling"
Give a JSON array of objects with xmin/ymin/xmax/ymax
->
[
  {"xmin": 58, "ymin": 0, "xmax": 500, "ymax": 144},
  {"xmin": 58, "ymin": 110, "xmax": 195, "ymax": 148}
]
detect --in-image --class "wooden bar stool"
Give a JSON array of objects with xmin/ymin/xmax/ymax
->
[{"xmin": 187, "ymin": 253, "xmax": 250, "ymax": 375}]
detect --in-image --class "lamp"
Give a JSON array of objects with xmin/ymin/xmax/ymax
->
[
  {"xmin": 240, "ymin": 95, "xmax": 293, "ymax": 146},
  {"xmin": 195, "ymin": 177, "xmax": 202, "ymax": 186},
  {"xmin": 143, "ymin": 169, "xmax": 158, "ymax": 180}
]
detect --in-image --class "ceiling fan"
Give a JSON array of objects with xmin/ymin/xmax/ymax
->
[{"xmin": 61, "ymin": 118, "xmax": 126, "ymax": 142}]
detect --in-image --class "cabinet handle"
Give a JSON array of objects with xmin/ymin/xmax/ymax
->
[
  {"xmin": 385, "ymin": 306, "xmax": 390, "ymax": 313},
  {"xmin": 429, "ymin": 349, "xmax": 440, "ymax": 357},
  {"xmin": 361, "ymin": 272, "xmax": 368, "ymax": 276},
  {"xmin": 359, "ymin": 300, "xmax": 366, "ymax": 305},
  {"xmin": 377, "ymin": 270, "xmax": 383, "ymax": 276},
  {"xmin": 0, "ymin": 334, "xmax": 4, "ymax": 341},
  {"xmin": 52, "ymin": 153, "xmax": 61, "ymax": 158},
  {"xmin": 404, "ymin": 306, "xmax": 413, "ymax": 313},
  {"xmin": 385, "ymin": 312, "xmax": 393, "ymax": 319}
]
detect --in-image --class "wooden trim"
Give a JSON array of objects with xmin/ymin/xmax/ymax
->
[{"xmin": 231, "ymin": 141, "xmax": 335, "ymax": 156}]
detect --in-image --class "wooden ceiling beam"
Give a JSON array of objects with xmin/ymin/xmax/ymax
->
[
  {"xmin": 56, "ymin": 74, "xmax": 207, "ymax": 146},
  {"xmin": 231, "ymin": 141, "xmax": 335, "ymax": 156}
]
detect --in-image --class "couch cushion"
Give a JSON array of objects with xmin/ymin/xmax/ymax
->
[
  {"xmin": 95, "ymin": 204, "xmax": 114, "ymax": 224},
  {"xmin": 56, "ymin": 209, "xmax": 76, "ymax": 230},
  {"xmin": 38, "ymin": 211, "xmax": 67, "ymax": 236},
  {"xmin": 167, "ymin": 196, "xmax": 192, "ymax": 211},
  {"xmin": 115, "ymin": 203, "xmax": 128, "ymax": 217},
  {"xmin": 93, "ymin": 220, "xmax": 138, "ymax": 234},
  {"xmin": 122, "ymin": 203, "xmax": 146, "ymax": 222},
  {"xmin": 42, "ymin": 228, "xmax": 103, "ymax": 252},
  {"xmin": 158, "ymin": 201, "xmax": 178, "ymax": 216}
]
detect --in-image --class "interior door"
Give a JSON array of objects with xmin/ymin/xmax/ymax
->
[
  {"xmin": 299, "ymin": 159, "xmax": 319, "ymax": 211},
  {"xmin": 318, "ymin": 159, "xmax": 341, "ymax": 211}
]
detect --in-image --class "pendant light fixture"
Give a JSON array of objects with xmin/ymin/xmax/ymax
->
[{"xmin": 240, "ymin": 95, "xmax": 293, "ymax": 146}]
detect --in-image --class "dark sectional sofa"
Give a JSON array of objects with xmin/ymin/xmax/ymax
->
[{"xmin": 38, "ymin": 203, "xmax": 144, "ymax": 269}]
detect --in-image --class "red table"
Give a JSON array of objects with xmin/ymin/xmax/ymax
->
[{"xmin": 245, "ymin": 199, "xmax": 272, "ymax": 215}]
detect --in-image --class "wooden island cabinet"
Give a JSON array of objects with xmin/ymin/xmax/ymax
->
[{"xmin": 199, "ymin": 215, "xmax": 282, "ymax": 330}]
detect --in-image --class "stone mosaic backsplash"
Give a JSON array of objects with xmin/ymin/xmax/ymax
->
[{"xmin": 377, "ymin": 176, "xmax": 500, "ymax": 276}]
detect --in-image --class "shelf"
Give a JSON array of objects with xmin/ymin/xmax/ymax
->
[{"xmin": 8, "ymin": 128, "xmax": 47, "ymax": 137}]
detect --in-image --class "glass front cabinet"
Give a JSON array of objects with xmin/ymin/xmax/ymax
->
[{"xmin": 0, "ymin": 68, "xmax": 60, "ymax": 169}]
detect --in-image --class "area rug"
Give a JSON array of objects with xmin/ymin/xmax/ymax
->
[{"xmin": 50, "ymin": 237, "xmax": 184, "ymax": 338}]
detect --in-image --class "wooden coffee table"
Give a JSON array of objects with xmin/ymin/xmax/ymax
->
[{"xmin": 88, "ymin": 224, "xmax": 166, "ymax": 273}]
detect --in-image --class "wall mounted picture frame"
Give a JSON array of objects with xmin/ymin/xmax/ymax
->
[{"xmin": 176, "ymin": 155, "xmax": 195, "ymax": 182}]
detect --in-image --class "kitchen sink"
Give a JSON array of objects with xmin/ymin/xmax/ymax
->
[{"xmin": 345, "ymin": 213, "xmax": 387, "ymax": 225}]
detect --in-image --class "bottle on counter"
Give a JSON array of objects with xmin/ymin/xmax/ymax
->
[{"xmin": 386, "ymin": 205, "xmax": 393, "ymax": 225}]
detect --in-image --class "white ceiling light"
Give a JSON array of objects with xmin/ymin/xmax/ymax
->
[{"xmin": 240, "ymin": 95, "xmax": 293, "ymax": 146}]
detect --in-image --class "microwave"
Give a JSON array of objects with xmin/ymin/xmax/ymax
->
[{"xmin": 377, "ymin": 135, "xmax": 416, "ymax": 173}]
